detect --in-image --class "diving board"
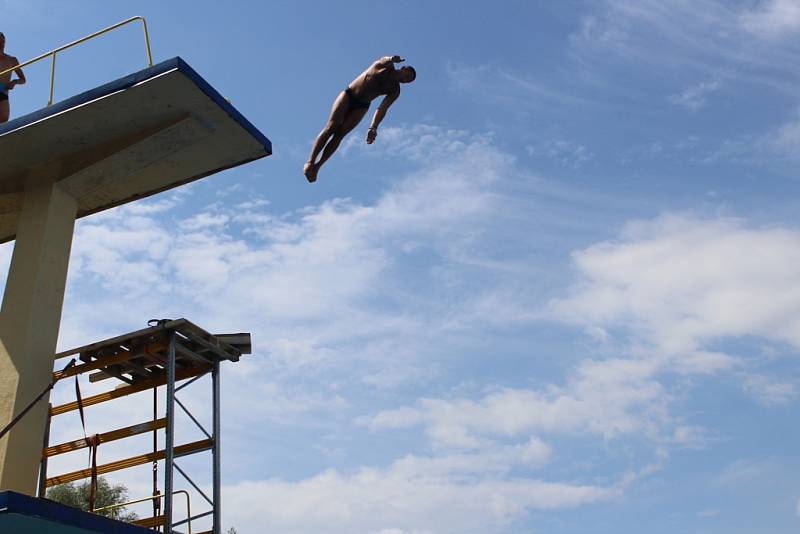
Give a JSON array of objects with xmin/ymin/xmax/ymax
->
[{"xmin": 0, "ymin": 57, "xmax": 271, "ymax": 495}]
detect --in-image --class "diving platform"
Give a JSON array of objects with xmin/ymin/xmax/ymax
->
[
  {"xmin": 0, "ymin": 56, "xmax": 272, "ymax": 242},
  {"xmin": 0, "ymin": 32, "xmax": 271, "ymax": 513}
]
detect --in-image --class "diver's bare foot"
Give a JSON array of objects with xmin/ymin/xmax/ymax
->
[{"xmin": 303, "ymin": 162, "xmax": 318, "ymax": 183}]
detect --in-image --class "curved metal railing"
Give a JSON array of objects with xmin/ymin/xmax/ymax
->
[
  {"xmin": 0, "ymin": 16, "xmax": 153, "ymax": 106},
  {"xmin": 93, "ymin": 489, "xmax": 193, "ymax": 533}
]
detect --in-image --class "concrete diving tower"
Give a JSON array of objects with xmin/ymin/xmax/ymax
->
[{"xmin": 0, "ymin": 57, "xmax": 272, "ymax": 494}]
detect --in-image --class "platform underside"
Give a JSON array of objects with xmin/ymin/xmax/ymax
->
[{"xmin": 0, "ymin": 57, "xmax": 271, "ymax": 243}]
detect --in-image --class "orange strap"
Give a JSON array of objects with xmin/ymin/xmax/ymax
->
[{"xmin": 75, "ymin": 376, "xmax": 99, "ymax": 511}]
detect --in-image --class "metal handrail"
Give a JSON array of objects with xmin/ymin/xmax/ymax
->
[
  {"xmin": 0, "ymin": 16, "xmax": 153, "ymax": 106},
  {"xmin": 93, "ymin": 489, "xmax": 192, "ymax": 534}
]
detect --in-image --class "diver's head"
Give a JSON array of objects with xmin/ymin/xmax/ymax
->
[{"xmin": 398, "ymin": 65, "xmax": 416, "ymax": 83}]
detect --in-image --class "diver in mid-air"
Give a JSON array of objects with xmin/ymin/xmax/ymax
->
[
  {"xmin": 304, "ymin": 55, "xmax": 416, "ymax": 183},
  {"xmin": 0, "ymin": 32, "xmax": 26, "ymax": 124}
]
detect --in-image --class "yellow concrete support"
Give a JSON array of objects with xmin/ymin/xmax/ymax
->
[{"xmin": 0, "ymin": 168, "xmax": 77, "ymax": 494}]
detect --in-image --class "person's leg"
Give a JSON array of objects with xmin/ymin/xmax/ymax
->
[
  {"xmin": 0, "ymin": 99, "xmax": 9, "ymax": 123},
  {"xmin": 314, "ymin": 107, "xmax": 369, "ymax": 170},
  {"xmin": 305, "ymin": 91, "xmax": 349, "ymax": 182}
]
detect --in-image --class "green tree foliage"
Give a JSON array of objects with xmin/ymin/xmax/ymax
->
[{"xmin": 46, "ymin": 477, "xmax": 138, "ymax": 522}]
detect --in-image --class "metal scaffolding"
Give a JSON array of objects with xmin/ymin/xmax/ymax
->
[{"xmin": 37, "ymin": 319, "xmax": 250, "ymax": 534}]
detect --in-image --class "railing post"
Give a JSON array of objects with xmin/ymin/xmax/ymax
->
[
  {"xmin": 48, "ymin": 53, "xmax": 57, "ymax": 106},
  {"xmin": 164, "ymin": 330, "xmax": 176, "ymax": 534},
  {"xmin": 140, "ymin": 17, "xmax": 154, "ymax": 66},
  {"xmin": 212, "ymin": 356, "xmax": 221, "ymax": 534}
]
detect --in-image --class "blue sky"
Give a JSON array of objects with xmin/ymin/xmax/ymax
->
[{"xmin": 2, "ymin": 1, "xmax": 800, "ymax": 532}]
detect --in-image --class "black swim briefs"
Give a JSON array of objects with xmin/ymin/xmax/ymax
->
[{"xmin": 345, "ymin": 87, "xmax": 370, "ymax": 110}]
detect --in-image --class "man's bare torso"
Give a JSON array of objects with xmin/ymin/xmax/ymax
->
[
  {"xmin": 347, "ymin": 61, "xmax": 399, "ymax": 102},
  {"xmin": 0, "ymin": 54, "xmax": 17, "ymax": 86}
]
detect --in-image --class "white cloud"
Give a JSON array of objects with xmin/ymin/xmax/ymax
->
[
  {"xmin": 356, "ymin": 123, "xmax": 495, "ymax": 164},
  {"xmin": 179, "ymin": 212, "xmax": 230, "ymax": 231},
  {"xmin": 552, "ymin": 215, "xmax": 800, "ymax": 357},
  {"xmin": 740, "ymin": 373, "xmax": 797, "ymax": 405},
  {"xmin": 368, "ymin": 357, "xmax": 667, "ymax": 447},
  {"xmin": 673, "ymin": 425, "xmax": 710, "ymax": 449},
  {"xmin": 526, "ymin": 139, "xmax": 594, "ymax": 168},
  {"xmin": 757, "ymin": 111, "xmax": 800, "ymax": 160},
  {"xmin": 740, "ymin": 0, "xmax": 800, "ymax": 38},
  {"xmin": 574, "ymin": 14, "xmax": 628, "ymax": 48},
  {"xmin": 446, "ymin": 63, "xmax": 595, "ymax": 110},
  {"xmin": 122, "ymin": 196, "xmax": 182, "ymax": 215},
  {"xmin": 235, "ymin": 198, "xmax": 270, "ymax": 210},
  {"xmin": 0, "ymin": 243, "xmax": 12, "ymax": 282},
  {"xmin": 571, "ymin": 1, "xmax": 735, "ymax": 62},
  {"xmin": 518, "ymin": 437, "xmax": 553, "ymax": 466},
  {"xmin": 572, "ymin": 1, "xmax": 800, "ymax": 95},
  {"xmin": 223, "ymin": 457, "xmax": 616, "ymax": 534},
  {"xmin": 668, "ymin": 76, "xmax": 723, "ymax": 111},
  {"xmin": 361, "ymin": 365, "xmax": 439, "ymax": 389},
  {"xmin": 68, "ymin": 216, "xmax": 172, "ymax": 294},
  {"xmin": 251, "ymin": 379, "xmax": 349, "ymax": 422},
  {"xmin": 716, "ymin": 457, "xmax": 778, "ymax": 486}
]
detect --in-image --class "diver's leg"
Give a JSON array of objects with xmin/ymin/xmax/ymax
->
[
  {"xmin": 314, "ymin": 108, "xmax": 368, "ymax": 170},
  {"xmin": 305, "ymin": 91, "xmax": 349, "ymax": 182},
  {"xmin": 0, "ymin": 100, "xmax": 9, "ymax": 123}
]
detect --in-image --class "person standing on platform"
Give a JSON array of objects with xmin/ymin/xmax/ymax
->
[
  {"xmin": 304, "ymin": 55, "xmax": 416, "ymax": 183},
  {"xmin": 0, "ymin": 32, "xmax": 26, "ymax": 124}
]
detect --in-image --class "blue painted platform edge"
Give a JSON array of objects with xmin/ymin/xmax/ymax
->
[
  {"xmin": 0, "ymin": 56, "xmax": 272, "ymax": 155},
  {"xmin": 173, "ymin": 57, "xmax": 272, "ymax": 155},
  {"xmin": 0, "ymin": 490, "xmax": 152, "ymax": 533}
]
